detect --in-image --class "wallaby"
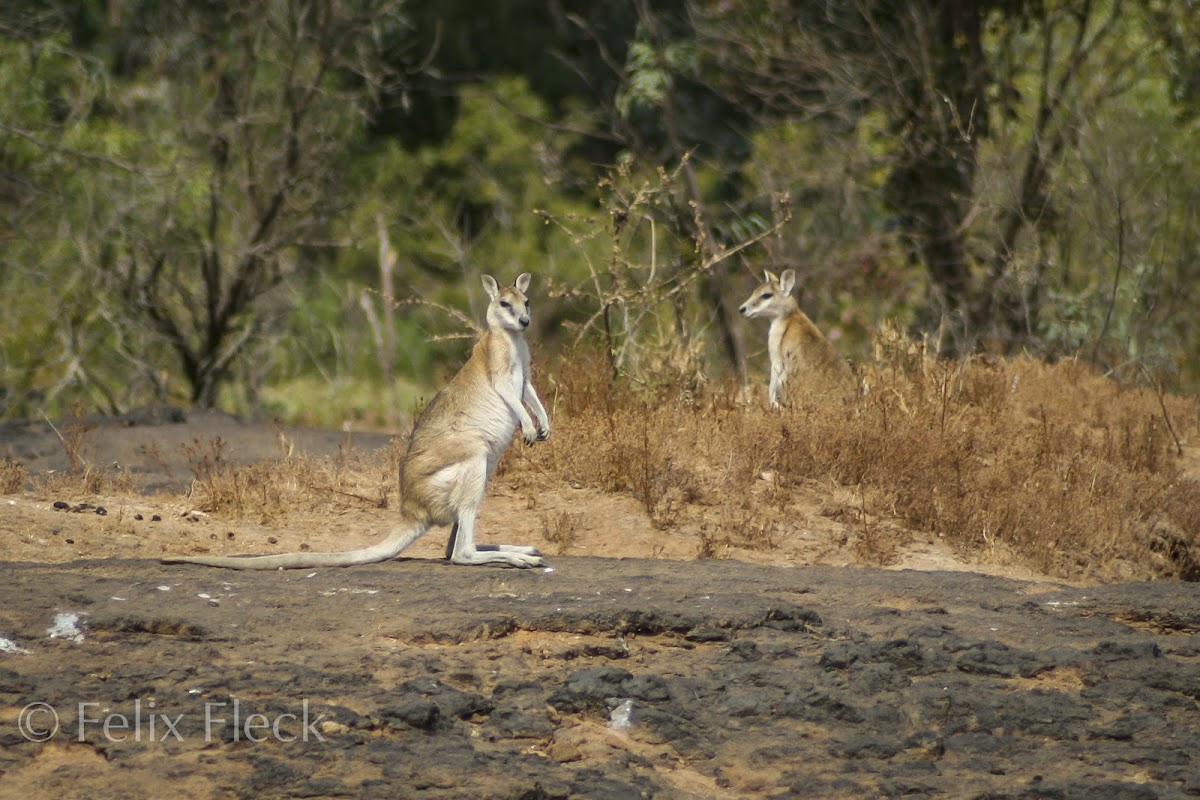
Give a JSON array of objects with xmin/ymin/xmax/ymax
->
[
  {"xmin": 739, "ymin": 269, "xmax": 854, "ymax": 408},
  {"xmin": 163, "ymin": 273, "xmax": 551, "ymax": 570}
]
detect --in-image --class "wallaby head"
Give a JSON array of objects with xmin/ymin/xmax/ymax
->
[
  {"xmin": 482, "ymin": 272, "xmax": 532, "ymax": 333},
  {"xmin": 739, "ymin": 269, "xmax": 799, "ymax": 321}
]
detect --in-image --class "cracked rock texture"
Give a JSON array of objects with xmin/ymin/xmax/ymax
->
[{"xmin": 1, "ymin": 557, "xmax": 1199, "ymax": 798}]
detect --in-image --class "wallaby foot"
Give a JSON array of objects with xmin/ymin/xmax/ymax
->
[
  {"xmin": 446, "ymin": 506, "xmax": 545, "ymax": 568},
  {"xmin": 450, "ymin": 549, "xmax": 546, "ymax": 568},
  {"xmin": 477, "ymin": 543, "xmax": 543, "ymax": 556}
]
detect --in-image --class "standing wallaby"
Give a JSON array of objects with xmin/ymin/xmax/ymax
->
[
  {"xmin": 739, "ymin": 269, "xmax": 853, "ymax": 408},
  {"xmin": 163, "ymin": 273, "xmax": 551, "ymax": 570}
]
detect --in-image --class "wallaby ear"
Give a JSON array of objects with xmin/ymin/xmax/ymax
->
[
  {"xmin": 779, "ymin": 269, "xmax": 797, "ymax": 295},
  {"xmin": 763, "ymin": 270, "xmax": 778, "ymax": 284},
  {"xmin": 514, "ymin": 272, "xmax": 532, "ymax": 294},
  {"xmin": 481, "ymin": 274, "xmax": 500, "ymax": 299}
]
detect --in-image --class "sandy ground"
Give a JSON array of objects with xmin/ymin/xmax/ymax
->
[{"xmin": 0, "ymin": 408, "xmax": 1056, "ymax": 584}]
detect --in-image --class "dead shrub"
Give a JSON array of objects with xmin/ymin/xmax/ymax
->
[
  {"xmin": 540, "ymin": 510, "xmax": 583, "ymax": 554},
  {"xmin": 0, "ymin": 459, "xmax": 27, "ymax": 494}
]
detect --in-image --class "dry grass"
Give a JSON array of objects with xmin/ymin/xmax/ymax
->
[
  {"xmin": 33, "ymin": 468, "xmax": 140, "ymax": 498},
  {"xmin": 540, "ymin": 510, "xmax": 584, "ymax": 555},
  {"xmin": 518, "ymin": 341, "xmax": 1200, "ymax": 583},
  {"xmin": 1, "ymin": 459, "xmax": 27, "ymax": 494},
  {"xmin": 174, "ymin": 436, "xmax": 402, "ymax": 523},
  {"xmin": 15, "ymin": 336, "xmax": 1200, "ymax": 584}
]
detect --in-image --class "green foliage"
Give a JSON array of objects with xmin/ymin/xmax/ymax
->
[
  {"xmin": 1, "ymin": 1, "xmax": 1199, "ymax": 426},
  {"xmin": 334, "ymin": 77, "xmax": 600, "ymax": 346},
  {"xmin": 737, "ymin": 116, "xmax": 922, "ymax": 359},
  {"xmin": 617, "ymin": 34, "xmax": 697, "ymax": 118}
]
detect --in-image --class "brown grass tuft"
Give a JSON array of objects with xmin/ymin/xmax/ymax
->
[
  {"xmin": 540, "ymin": 510, "xmax": 583, "ymax": 554},
  {"xmin": 0, "ymin": 459, "xmax": 27, "ymax": 494}
]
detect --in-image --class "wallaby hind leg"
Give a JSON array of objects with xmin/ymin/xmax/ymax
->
[
  {"xmin": 445, "ymin": 524, "xmax": 540, "ymax": 559},
  {"xmin": 447, "ymin": 457, "xmax": 544, "ymax": 567},
  {"xmin": 450, "ymin": 506, "xmax": 545, "ymax": 567}
]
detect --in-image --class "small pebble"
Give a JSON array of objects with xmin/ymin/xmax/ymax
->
[
  {"xmin": 267, "ymin": 536, "xmax": 278, "ymax": 544},
  {"xmin": 151, "ymin": 515, "xmax": 161, "ymax": 522},
  {"xmin": 95, "ymin": 507, "xmax": 107, "ymax": 516},
  {"xmin": 65, "ymin": 538, "xmax": 74, "ymax": 545},
  {"xmin": 53, "ymin": 501, "xmax": 70, "ymax": 510},
  {"xmin": 134, "ymin": 514, "xmax": 144, "ymax": 521}
]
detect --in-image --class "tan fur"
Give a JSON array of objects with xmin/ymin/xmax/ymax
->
[
  {"xmin": 739, "ymin": 269, "xmax": 854, "ymax": 407},
  {"xmin": 163, "ymin": 273, "xmax": 551, "ymax": 570}
]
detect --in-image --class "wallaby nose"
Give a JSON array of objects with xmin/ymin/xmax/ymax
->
[
  {"xmin": 519, "ymin": 315, "xmax": 530, "ymax": 328},
  {"xmin": 738, "ymin": 304, "xmax": 748, "ymax": 315}
]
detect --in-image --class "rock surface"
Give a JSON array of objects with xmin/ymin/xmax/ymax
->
[{"xmin": 1, "ymin": 556, "xmax": 1198, "ymax": 798}]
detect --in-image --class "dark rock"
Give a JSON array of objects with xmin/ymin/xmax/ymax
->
[
  {"xmin": 836, "ymin": 734, "xmax": 904, "ymax": 759},
  {"xmin": 2, "ymin": 557, "xmax": 1199, "ymax": 798},
  {"xmin": 380, "ymin": 699, "xmax": 441, "ymax": 731},
  {"xmin": 547, "ymin": 667, "xmax": 633, "ymax": 714},
  {"xmin": 120, "ymin": 405, "xmax": 187, "ymax": 426}
]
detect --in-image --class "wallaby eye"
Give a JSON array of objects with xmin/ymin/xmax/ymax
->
[
  {"xmin": 760, "ymin": 292, "xmax": 773, "ymax": 300},
  {"xmin": 500, "ymin": 300, "xmax": 511, "ymax": 309}
]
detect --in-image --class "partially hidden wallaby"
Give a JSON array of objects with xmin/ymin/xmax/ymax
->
[
  {"xmin": 739, "ymin": 269, "xmax": 854, "ymax": 408},
  {"xmin": 163, "ymin": 273, "xmax": 551, "ymax": 570}
]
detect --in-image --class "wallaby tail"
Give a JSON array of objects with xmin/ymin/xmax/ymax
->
[{"xmin": 161, "ymin": 519, "xmax": 428, "ymax": 571}]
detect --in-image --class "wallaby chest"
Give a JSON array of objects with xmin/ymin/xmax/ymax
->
[{"xmin": 768, "ymin": 315, "xmax": 791, "ymax": 372}]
